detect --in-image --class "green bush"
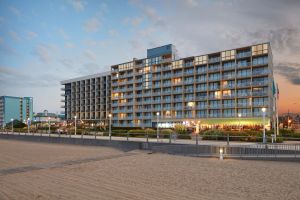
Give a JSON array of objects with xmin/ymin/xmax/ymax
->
[
  {"xmin": 201, "ymin": 130, "xmax": 283, "ymax": 143},
  {"xmin": 174, "ymin": 124, "xmax": 187, "ymax": 134}
]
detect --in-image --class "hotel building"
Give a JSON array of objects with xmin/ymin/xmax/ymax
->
[
  {"xmin": 62, "ymin": 43, "xmax": 274, "ymax": 128},
  {"xmin": 0, "ymin": 96, "xmax": 33, "ymax": 127},
  {"xmin": 61, "ymin": 72, "xmax": 111, "ymax": 125}
]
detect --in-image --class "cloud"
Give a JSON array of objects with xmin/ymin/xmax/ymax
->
[
  {"xmin": 27, "ymin": 31, "xmax": 38, "ymax": 39},
  {"xmin": 58, "ymin": 28, "xmax": 70, "ymax": 40},
  {"xmin": 123, "ymin": 16, "xmax": 143, "ymax": 27},
  {"xmin": 79, "ymin": 63, "xmax": 100, "ymax": 74},
  {"xmin": 9, "ymin": 31, "xmax": 21, "ymax": 41},
  {"xmin": 9, "ymin": 6, "xmax": 21, "ymax": 16},
  {"xmin": 275, "ymin": 63, "xmax": 300, "ymax": 85},
  {"xmin": 0, "ymin": 39, "xmax": 17, "ymax": 55},
  {"xmin": 83, "ymin": 17, "xmax": 101, "ymax": 33},
  {"xmin": 60, "ymin": 58, "xmax": 74, "ymax": 68},
  {"xmin": 64, "ymin": 42, "xmax": 75, "ymax": 48},
  {"xmin": 108, "ymin": 29, "xmax": 119, "ymax": 37},
  {"xmin": 33, "ymin": 44, "xmax": 57, "ymax": 63},
  {"xmin": 66, "ymin": 0, "xmax": 86, "ymax": 12},
  {"xmin": 84, "ymin": 49, "xmax": 97, "ymax": 61}
]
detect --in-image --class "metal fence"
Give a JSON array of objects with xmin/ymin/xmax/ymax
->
[{"xmin": 1, "ymin": 130, "xmax": 300, "ymax": 160}]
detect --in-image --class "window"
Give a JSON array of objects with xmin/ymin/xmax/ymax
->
[
  {"xmin": 194, "ymin": 55, "xmax": 207, "ymax": 64},
  {"xmin": 252, "ymin": 43, "xmax": 268, "ymax": 55},
  {"xmin": 221, "ymin": 50, "xmax": 235, "ymax": 61}
]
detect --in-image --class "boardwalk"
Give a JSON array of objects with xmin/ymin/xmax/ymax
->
[{"xmin": 0, "ymin": 139, "xmax": 300, "ymax": 200}]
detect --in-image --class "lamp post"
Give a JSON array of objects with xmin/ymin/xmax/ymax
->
[
  {"xmin": 48, "ymin": 117, "xmax": 51, "ymax": 136},
  {"xmin": 288, "ymin": 119, "xmax": 292, "ymax": 129},
  {"xmin": 156, "ymin": 112, "xmax": 160, "ymax": 142},
  {"xmin": 238, "ymin": 113, "xmax": 241, "ymax": 131},
  {"xmin": 108, "ymin": 114, "xmax": 112, "ymax": 141},
  {"xmin": 74, "ymin": 116, "xmax": 77, "ymax": 136},
  {"xmin": 27, "ymin": 118, "xmax": 30, "ymax": 135},
  {"xmin": 262, "ymin": 107, "xmax": 266, "ymax": 144},
  {"xmin": 11, "ymin": 118, "xmax": 14, "ymax": 133}
]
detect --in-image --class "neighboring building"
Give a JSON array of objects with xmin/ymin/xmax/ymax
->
[
  {"xmin": 34, "ymin": 110, "xmax": 62, "ymax": 123},
  {"xmin": 61, "ymin": 72, "xmax": 111, "ymax": 126},
  {"xmin": 0, "ymin": 96, "xmax": 33, "ymax": 127},
  {"xmin": 61, "ymin": 43, "xmax": 275, "ymax": 129}
]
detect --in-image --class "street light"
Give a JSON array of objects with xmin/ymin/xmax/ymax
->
[
  {"xmin": 74, "ymin": 116, "xmax": 77, "ymax": 135},
  {"xmin": 288, "ymin": 119, "xmax": 292, "ymax": 129},
  {"xmin": 27, "ymin": 118, "xmax": 30, "ymax": 135},
  {"xmin": 48, "ymin": 117, "xmax": 51, "ymax": 136},
  {"xmin": 238, "ymin": 113, "xmax": 241, "ymax": 131},
  {"xmin": 11, "ymin": 118, "xmax": 14, "ymax": 133},
  {"xmin": 156, "ymin": 112, "xmax": 160, "ymax": 142},
  {"xmin": 108, "ymin": 114, "xmax": 112, "ymax": 141},
  {"xmin": 262, "ymin": 107, "xmax": 266, "ymax": 144}
]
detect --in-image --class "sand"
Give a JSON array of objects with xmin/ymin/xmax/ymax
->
[{"xmin": 0, "ymin": 139, "xmax": 299, "ymax": 200}]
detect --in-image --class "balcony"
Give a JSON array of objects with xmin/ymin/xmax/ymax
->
[
  {"xmin": 173, "ymin": 72, "xmax": 183, "ymax": 77},
  {"xmin": 236, "ymin": 52, "xmax": 251, "ymax": 59},
  {"xmin": 222, "ymin": 84, "xmax": 235, "ymax": 89},
  {"xmin": 197, "ymin": 96, "xmax": 208, "ymax": 100},
  {"xmin": 196, "ymin": 105, "xmax": 207, "ymax": 109},
  {"xmin": 173, "ymin": 89, "xmax": 183, "ymax": 94},
  {"xmin": 208, "ymin": 77, "xmax": 220, "ymax": 81},
  {"xmin": 252, "ymin": 91, "xmax": 268, "ymax": 96},
  {"xmin": 208, "ymin": 67, "xmax": 220, "ymax": 72},
  {"xmin": 253, "ymin": 102, "xmax": 269, "ymax": 107},
  {"xmin": 252, "ymin": 70, "xmax": 269, "ymax": 76},
  {"xmin": 184, "ymin": 71, "xmax": 194, "ymax": 75},
  {"xmin": 237, "ymin": 92, "xmax": 251, "ymax": 97},
  {"xmin": 222, "ymin": 94, "xmax": 235, "ymax": 99},
  {"xmin": 237, "ymin": 73, "xmax": 251, "ymax": 78},
  {"xmin": 209, "ymin": 104, "xmax": 221, "ymax": 109},
  {"xmin": 184, "ymin": 88, "xmax": 194, "ymax": 93},
  {"xmin": 196, "ymin": 87, "xmax": 207, "ymax": 91},
  {"xmin": 173, "ymin": 98, "xmax": 183, "ymax": 102},
  {"xmin": 236, "ymin": 82, "xmax": 251, "ymax": 88},
  {"xmin": 163, "ymin": 75, "xmax": 172, "ymax": 79},
  {"xmin": 252, "ymin": 81, "xmax": 269, "ymax": 86},
  {"xmin": 222, "ymin": 74, "xmax": 235, "ymax": 80},
  {"xmin": 197, "ymin": 69, "xmax": 207, "ymax": 74},
  {"xmin": 196, "ymin": 78, "xmax": 207, "ymax": 83},
  {"xmin": 208, "ymin": 114, "xmax": 221, "ymax": 118},
  {"xmin": 208, "ymin": 57, "xmax": 220, "ymax": 63},
  {"xmin": 209, "ymin": 86, "xmax": 220, "ymax": 90},
  {"xmin": 223, "ymin": 104, "xmax": 235, "ymax": 108},
  {"xmin": 237, "ymin": 62, "xmax": 251, "ymax": 68},
  {"xmin": 222, "ymin": 65, "xmax": 236, "ymax": 71}
]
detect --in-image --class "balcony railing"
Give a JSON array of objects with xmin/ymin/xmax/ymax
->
[
  {"xmin": 252, "ymin": 70, "xmax": 269, "ymax": 76},
  {"xmin": 236, "ymin": 82, "xmax": 251, "ymax": 87},
  {"xmin": 236, "ymin": 52, "xmax": 251, "ymax": 59},
  {"xmin": 252, "ymin": 81, "xmax": 269, "ymax": 86}
]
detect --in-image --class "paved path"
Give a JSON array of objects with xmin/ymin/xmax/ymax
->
[{"xmin": 0, "ymin": 131, "xmax": 292, "ymax": 146}]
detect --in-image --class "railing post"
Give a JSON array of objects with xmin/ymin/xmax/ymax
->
[
  {"xmin": 169, "ymin": 133, "xmax": 172, "ymax": 144},
  {"xmin": 146, "ymin": 133, "xmax": 149, "ymax": 143},
  {"xmin": 127, "ymin": 132, "xmax": 129, "ymax": 141},
  {"xmin": 227, "ymin": 134, "xmax": 229, "ymax": 146},
  {"xmin": 196, "ymin": 134, "xmax": 198, "ymax": 146},
  {"xmin": 94, "ymin": 132, "xmax": 96, "ymax": 140}
]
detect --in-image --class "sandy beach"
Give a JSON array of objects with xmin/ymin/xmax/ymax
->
[{"xmin": 0, "ymin": 139, "xmax": 299, "ymax": 200}]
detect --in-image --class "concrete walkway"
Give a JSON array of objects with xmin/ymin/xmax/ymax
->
[{"xmin": 0, "ymin": 131, "xmax": 271, "ymax": 146}]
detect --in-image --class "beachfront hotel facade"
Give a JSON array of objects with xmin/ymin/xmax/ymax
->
[
  {"xmin": 0, "ymin": 96, "xmax": 33, "ymax": 127},
  {"xmin": 62, "ymin": 43, "xmax": 275, "ymax": 129},
  {"xmin": 61, "ymin": 72, "xmax": 111, "ymax": 126}
]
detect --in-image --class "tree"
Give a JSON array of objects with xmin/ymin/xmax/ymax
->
[{"xmin": 174, "ymin": 124, "xmax": 187, "ymax": 134}]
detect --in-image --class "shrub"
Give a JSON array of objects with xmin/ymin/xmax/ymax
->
[{"xmin": 174, "ymin": 124, "xmax": 187, "ymax": 134}]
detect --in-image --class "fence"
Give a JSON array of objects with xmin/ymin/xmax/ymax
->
[
  {"xmin": 151, "ymin": 143, "xmax": 300, "ymax": 160},
  {"xmin": 0, "ymin": 130, "xmax": 300, "ymax": 161}
]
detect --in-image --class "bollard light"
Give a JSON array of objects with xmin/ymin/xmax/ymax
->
[{"xmin": 219, "ymin": 148, "xmax": 224, "ymax": 160}]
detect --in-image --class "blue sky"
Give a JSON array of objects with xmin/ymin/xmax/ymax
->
[{"xmin": 0, "ymin": 0, "xmax": 300, "ymax": 113}]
